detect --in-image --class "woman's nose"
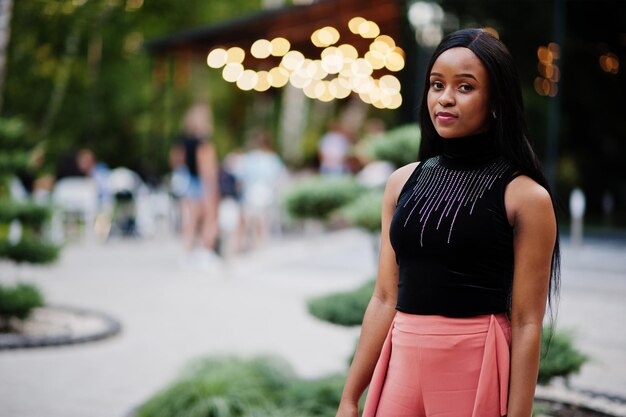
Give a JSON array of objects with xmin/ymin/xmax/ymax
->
[{"xmin": 438, "ymin": 88, "xmax": 455, "ymax": 106}]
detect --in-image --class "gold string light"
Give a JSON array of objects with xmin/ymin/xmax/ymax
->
[
  {"xmin": 269, "ymin": 67, "xmax": 290, "ymax": 88},
  {"xmin": 205, "ymin": 17, "xmax": 405, "ymax": 108},
  {"xmin": 254, "ymin": 71, "xmax": 272, "ymax": 92},
  {"xmin": 535, "ymin": 43, "xmax": 560, "ymax": 97},
  {"xmin": 600, "ymin": 53, "xmax": 619, "ymax": 74},
  {"xmin": 251, "ymin": 39, "xmax": 272, "ymax": 59},
  {"xmin": 207, "ymin": 48, "xmax": 228, "ymax": 68},
  {"xmin": 226, "ymin": 47, "xmax": 245, "ymax": 64},
  {"xmin": 222, "ymin": 63, "xmax": 244, "ymax": 82}
]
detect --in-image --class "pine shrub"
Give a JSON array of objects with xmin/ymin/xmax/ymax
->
[
  {"xmin": 283, "ymin": 177, "xmax": 364, "ymax": 221},
  {"xmin": 0, "ymin": 237, "xmax": 60, "ymax": 264},
  {"xmin": 0, "ymin": 283, "xmax": 44, "ymax": 324},
  {"xmin": 0, "ymin": 201, "xmax": 52, "ymax": 227},
  {"xmin": 335, "ymin": 190, "xmax": 383, "ymax": 234},
  {"xmin": 307, "ymin": 280, "xmax": 375, "ymax": 327},
  {"xmin": 538, "ymin": 327, "xmax": 588, "ymax": 385},
  {"xmin": 359, "ymin": 124, "xmax": 421, "ymax": 168}
]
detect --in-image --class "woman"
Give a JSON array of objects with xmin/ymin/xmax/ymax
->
[
  {"xmin": 335, "ymin": 29, "xmax": 560, "ymax": 417},
  {"xmin": 174, "ymin": 104, "xmax": 221, "ymax": 268}
]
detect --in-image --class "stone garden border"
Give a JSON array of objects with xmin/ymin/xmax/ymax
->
[{"xmin": 0, "ymin": 304, "xmax": 121, "ymax": 350}]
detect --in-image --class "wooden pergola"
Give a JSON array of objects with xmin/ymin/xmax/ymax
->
[
  {"xmin": 146, "ymin": 0, "xmax": 405, "ymax": 62},
  {"xmin": 144, "ymin": 0, "xmax": 419, "ymax": 120}
]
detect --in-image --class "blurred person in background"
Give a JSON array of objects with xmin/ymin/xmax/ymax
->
[
  {"xmin": 55, "ymin": 150, "xmax": 83, "ymax": 180},
  {"xmin": 232, "ymin": 128, "xmax": 286, "ymax": 250},
  {"xmin": 336, "ymin": 29, "xmax": 560, "ymax": 417},
  {"xmin": 216, "ymin": 148, "xmax": 244, "ymax": 256},
  {"xmin": 355, "ymin": 119, "xmax": 394, "ymax": 189},
  {"xmin": 172, "ymin": 103, "xmax": 221, "ymax": 270},
  {"xmin": 318, "ymin": 120, "xmax": 351, "ymax": 176},
  {"xmin": 76, "ymin": 148, "xmax": 111, "ymax": 207},
  {"xmin": 14, "ymin": 146, "xmax": 54, "ymax": 202}
]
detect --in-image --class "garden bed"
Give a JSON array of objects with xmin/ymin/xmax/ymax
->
[{"xmin": 0, "ymin": 305, "xmax": 121, "ymax": 349}]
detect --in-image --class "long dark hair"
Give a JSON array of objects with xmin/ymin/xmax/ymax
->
[{"xmin": 418, "ymin": 28, "xmax": 560, "ymax": 322}]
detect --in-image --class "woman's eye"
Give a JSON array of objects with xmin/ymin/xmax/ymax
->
[
  {"xmin": 431, "ymin": 81, "xmax": 444, "ymax": 89},
  {"xmin": 459, "ymin": 84, "xmax": 474, "ymax": 92}
]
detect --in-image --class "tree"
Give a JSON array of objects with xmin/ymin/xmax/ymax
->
[
  {"xmin": 2, "ymin": 0, "xmax": 262, "ymax": 181},
  {"xmin": 0, "ymin": 117, "xmax": 59, "ymax": 330},
  {"xmin": 0, "ymin": 0, "xmax": 13, "ymax": 112}
]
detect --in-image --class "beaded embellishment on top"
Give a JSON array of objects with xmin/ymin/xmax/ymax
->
[{"xmin": 402, "ymin": 156, "xmax": 510, "ymax": 246}]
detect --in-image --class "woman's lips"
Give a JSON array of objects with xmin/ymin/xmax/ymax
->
[{"xmin": 436, "ymin": 112, "xmax": 457, "ymax": 123}]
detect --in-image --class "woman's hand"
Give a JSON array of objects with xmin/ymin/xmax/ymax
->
[{"xmin": 335, "ymin": 400, "xmax": 359, "ymax": 417}]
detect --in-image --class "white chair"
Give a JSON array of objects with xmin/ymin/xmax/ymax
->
[
  {"xmin": 51, "ymin": 177, "xmax": 99, "ymax": 240},
  {"xmin": 107, "ymin": 167, "xmax": 143, "ymax": 195}
]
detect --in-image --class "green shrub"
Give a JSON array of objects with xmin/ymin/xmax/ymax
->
[
  {"xmin": 360, "ymin": 124, "xmax": 421, "ymax": 167},
  {"xmin": 308, "ymin": 280, "xmax": 375, "ymax": 327},
  {"xmin": 0, "ymin": 117, "xmax": 26, "ymax": 146},
  {"xmin": 0, "ymin": 283, "xmax": 44, "ymax": 325},
  {"xmin": 283, "ymin": 177, "xmax": 364, "ymax": 221},
  {"xmin": 281, "ymin": 374, "xmax": 345, "ymax": 416},
  {"xmin": 0, "ymin": 201, "xmax": 52, "ymax": 227},
  {"xmin": 335, "ymin": 190, "xmax": 383, "ymax": 234},
  {"xmin": 538, "ymin": 327, "xmax": 588, "ymax": 385},
  {"xmin": 136, "ymin": 356, "xmax": 296, "ymax": 417},
  {"xmin": 241, "ymin": 406, "xmax": 314, "ymax": 417},
  {"xmin": 0, "ymin": 237, "xmax": 60, "ymax": 264},
  {"xmin": 137, "ymin": 355, "xmax": 348, "ymax": 417},
  {"xmin": 0, "ymin": 152, "xmax": 30, "ymax": 174}
]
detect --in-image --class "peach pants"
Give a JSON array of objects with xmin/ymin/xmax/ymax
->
[{"xmin": 362, "ymin": 311, "xmax": 511, "ymax": 417}]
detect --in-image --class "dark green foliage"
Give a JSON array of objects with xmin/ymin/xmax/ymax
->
[
  {"xmin": 0, "ymin": 117, "xmax": 26, "ymax": 145},
  {"xmin": 136, "ymin": 356, "xmax": 293, "ymax": 417},
  {"xmin": 136, "ymin": 356, "xmax": 342, "ymax": 417},
  {"xmin": 0, "ymin": 152, "xmax": 30, "ymax": 173},
  {"xmin": 538, "ymin": 327, "xmax": 588, "ymax": 385},
  {"xmin": 307, "ymin": 280, "xmax": 375, "ymax": 327},
  {"xmin": 0, "ymin": 237, "xmax": 60, "ymax": 264},
  {"xmin": 241, "ymin": 406, "xmax": 314, "ymax": 417},
  {"xmin": 5, "ymin": 0, "xmax": 265, "ymax": 176},
  {"xmin": 0, "ymin": 283, "xmax": 44, "ymax": 323},
  {"xmin": 0, "ymin": 116, "xmax": 60, "ymax": 266},
  {"xmin": 0, "ymin": 117, "xmax": 32, "ymax": 176},
  {"xmin": 283, "ymin": 177, "xmax": 365, "ymax": 221},
  {"xmin": 335, "ymin": 190, "xmax": 384, "ymax": 234},
  {"xmin": 281, "ymin": 374, "xmax": 345, "ymax": 416},
  {"xmin": 360, "ymin": 124, "xmax": 421, "ymax": 168},
  {"xmin": 0, "ymin": 201, "xmax": 52, "ymax": 227}
]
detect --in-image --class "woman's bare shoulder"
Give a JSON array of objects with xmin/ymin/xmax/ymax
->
[
  {"xmin": 505, "ymin": 175, "xmax": 554, "ymax": 226},
  {"xmin": 390, "ymin": 161, "xmax": 419, "ymax": 181},
  {"xmin": 385, "ymin": 162, "xmax": 420, "ymax": 202},
  {"xmin": 507, "ymin": 175, "xmax": 551, "ymax": 204}
]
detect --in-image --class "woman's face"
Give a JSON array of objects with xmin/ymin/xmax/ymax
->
[{"xmin": 427, "ymin": 47, "xmax": 491, "ymax": 139}]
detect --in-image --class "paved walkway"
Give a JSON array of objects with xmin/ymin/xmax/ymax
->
[{"xmin": 0, "ymin": 229, "xmax": 624, "ymax": 417}]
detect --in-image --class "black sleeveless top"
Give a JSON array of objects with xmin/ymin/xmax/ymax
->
[
  {"xmin": 179, "ymin": 134, "xmax": 201, "ymax": 177},
  {"xmin": 389, "ymin": 132, "xmax": 520, "ymax": 317}
]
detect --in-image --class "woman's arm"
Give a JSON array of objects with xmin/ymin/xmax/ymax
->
[
  {"xmin": 336, "ymin": 163, "xmax": 418, "ymax": 417},
  {"xmin": 505, "ymin": 175, "xmax": 557, "ymax": 417}
]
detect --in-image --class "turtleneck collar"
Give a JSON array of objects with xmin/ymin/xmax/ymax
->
[{"xmin": 439, "ymin": 130, "xmax": 500, "ymax": 169}]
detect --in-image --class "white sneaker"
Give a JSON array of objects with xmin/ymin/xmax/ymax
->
[{"xmin": 195, "ymin": 248, "xmax": 223, "ymax": 274}]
